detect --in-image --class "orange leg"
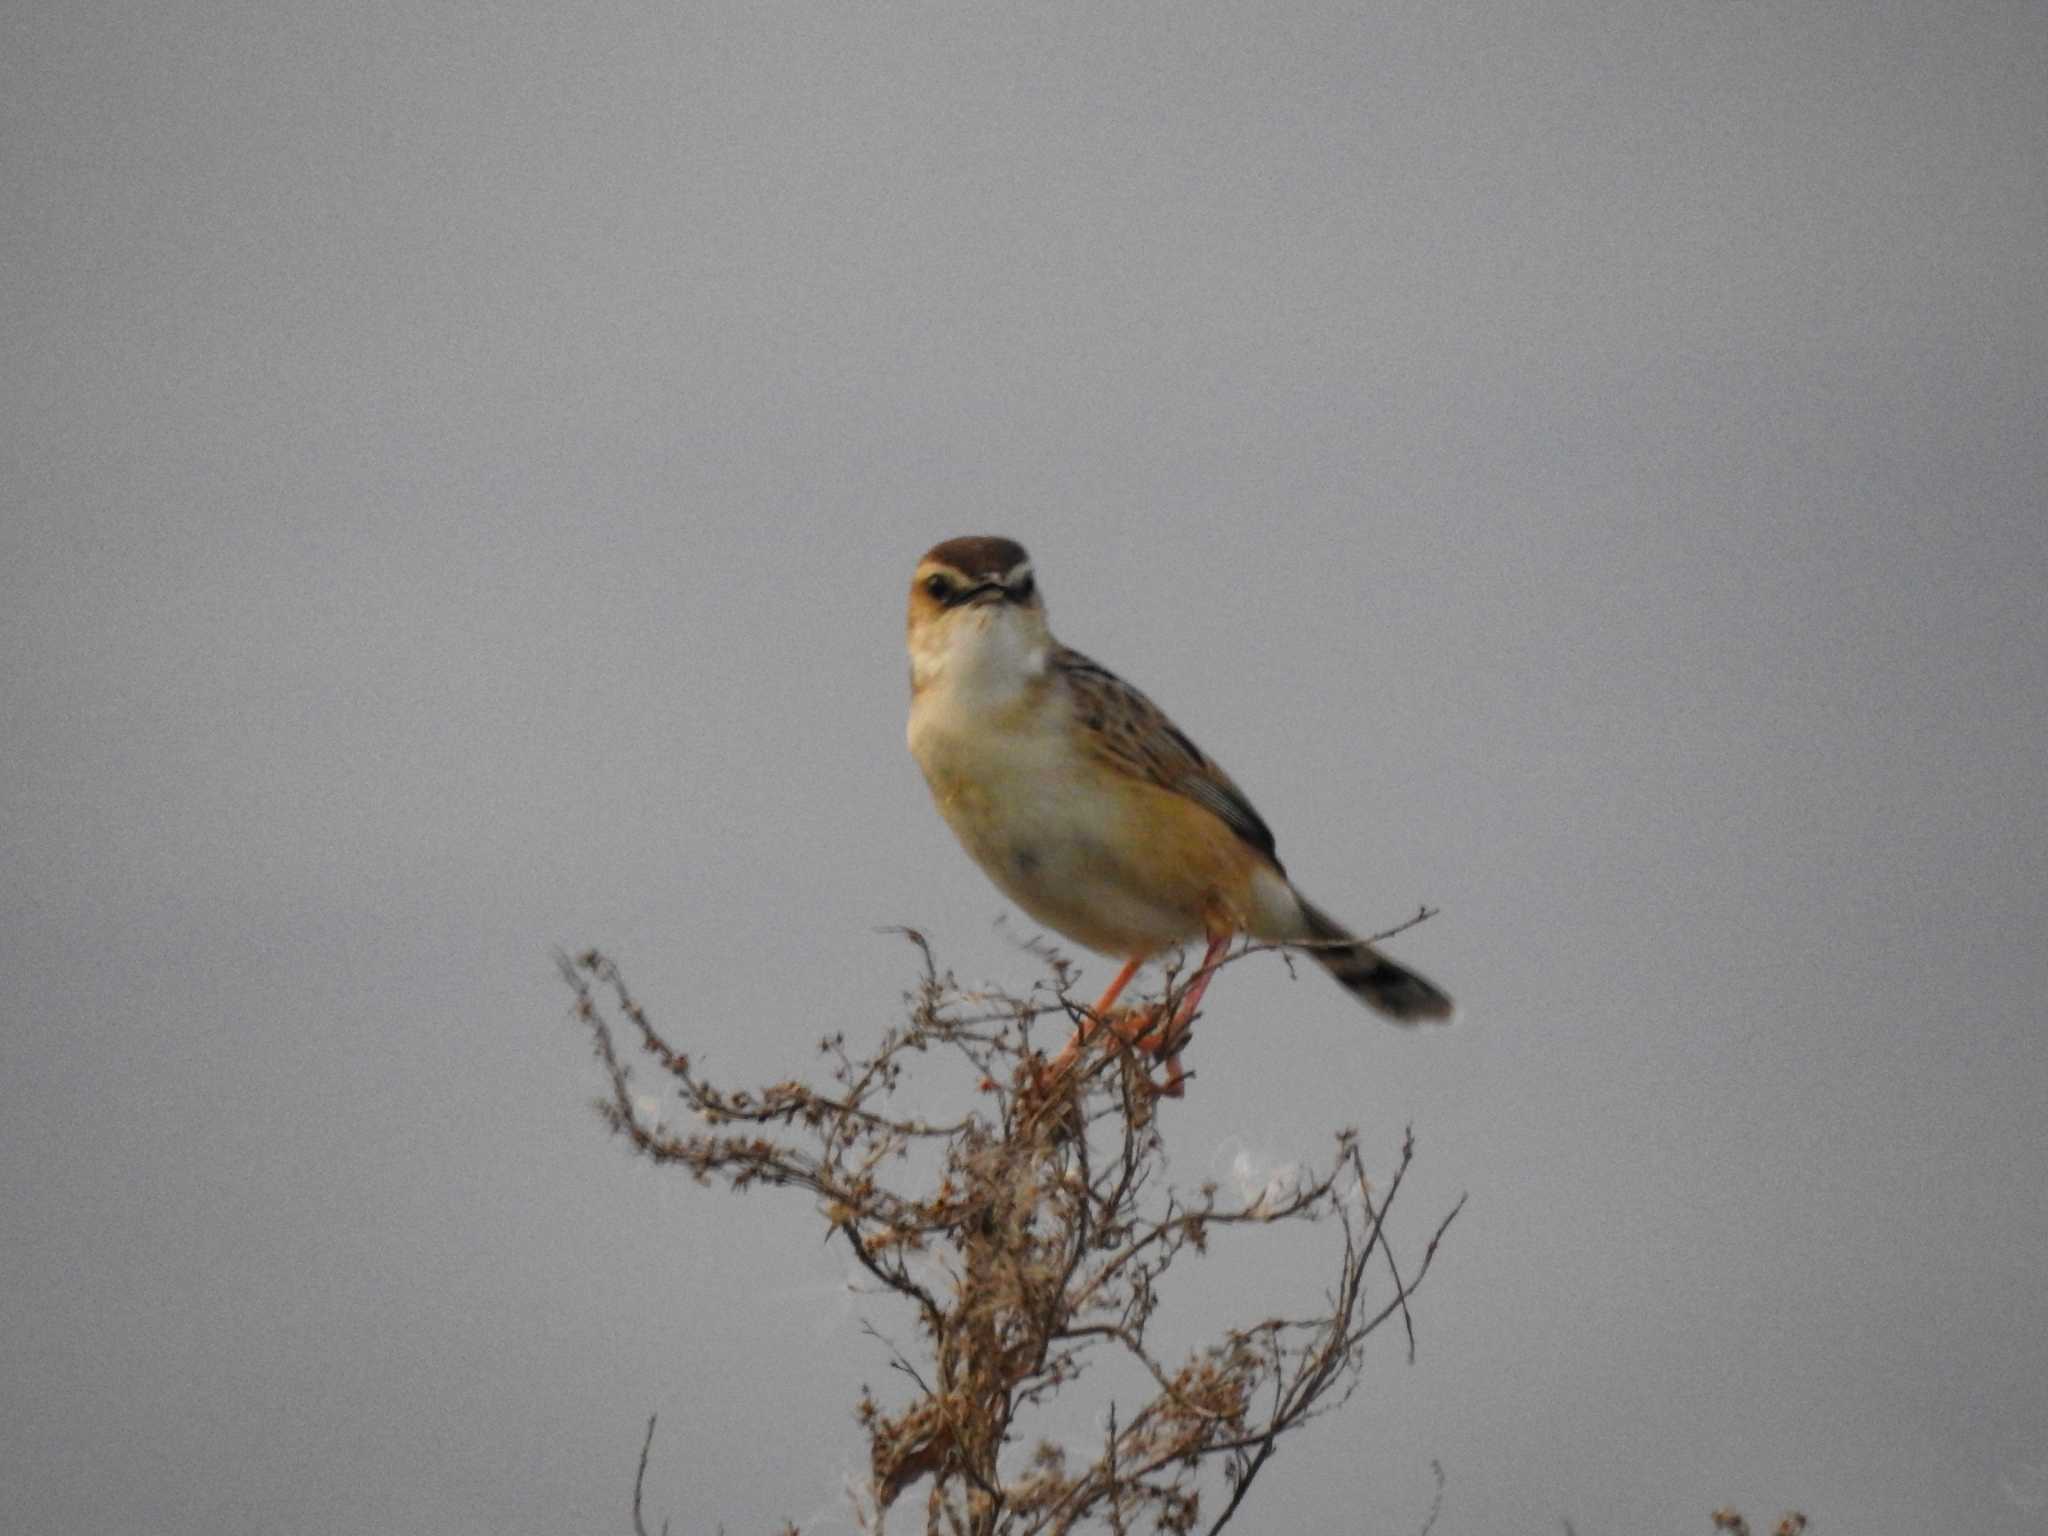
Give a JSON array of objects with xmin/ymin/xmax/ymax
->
[
  {"xmin": 1089, "ymin": 956, "xmax": 1145, "ymax": 1028},
  {"xmin": 1044, "ymin": 955, "xmax": 1145, "ymax": 1080},
  {"xmin": 1136, "ymin": 931, "xmax": 1231, "ymax": 1096}
]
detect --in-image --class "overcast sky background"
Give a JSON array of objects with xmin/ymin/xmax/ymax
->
[{"xmin": 5, "ymin": 2, "xmax": 2046, "ymax": 1532}]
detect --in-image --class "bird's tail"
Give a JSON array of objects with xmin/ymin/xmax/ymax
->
[{"xmin": 1296, "ymin": 898, "xmax": 1454, "ymax": 1024}]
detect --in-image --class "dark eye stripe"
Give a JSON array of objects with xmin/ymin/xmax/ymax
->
[{"xmin": 921, "ymin": 569, "xmax": 1037, "ymax": 607}]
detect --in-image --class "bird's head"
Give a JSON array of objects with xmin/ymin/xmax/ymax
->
[{"xmin": 906, "ymin": 536, "xmax": 1049, "ymax": 694}]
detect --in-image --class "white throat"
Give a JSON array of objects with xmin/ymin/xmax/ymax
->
[{"xmin": 910, "ymin": 604, "xmax": 1050, "ymax": 711}]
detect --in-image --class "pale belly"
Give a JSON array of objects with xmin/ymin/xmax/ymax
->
[{"xmin": 911, "ymin": 706, "xmax": 1253, "ymax": 958}]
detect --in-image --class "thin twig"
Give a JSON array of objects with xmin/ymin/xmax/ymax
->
[{"xmin": 565, "ymin": 936, "xmax": 1462, "ymax": 1533}]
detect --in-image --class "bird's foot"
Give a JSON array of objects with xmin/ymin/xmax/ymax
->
[
  {"xmin": 1028, "ymin": 1004, "xmax": 1196, "ymax": 1108},
  {"xmin": 1108, "ymin": 1007, "xmax": 1195, "ymax": 1098}
]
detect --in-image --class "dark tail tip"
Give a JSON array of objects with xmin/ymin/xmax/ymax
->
[
  {"xmin": 1298, "ymin": 899, "xmax": 1455, "ymax": 1024},
  {"xmin": 1340, "ymin": 954, "xmax": 1455, "ymax": 1023}
]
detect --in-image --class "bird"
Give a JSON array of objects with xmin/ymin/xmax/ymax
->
[{"xmin": 904, "ymin": 535, "xmax": 1451, "ymax": 1093}]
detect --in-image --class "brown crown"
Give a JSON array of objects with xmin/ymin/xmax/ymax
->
[{"xmin": 919, "ymin": 536, "xmax": 1031, "ymax": 580}]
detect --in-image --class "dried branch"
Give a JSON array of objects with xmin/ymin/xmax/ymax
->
[
  {"xmin": 632, "ymin": 1414, "xmax": 670, "ymax": 1536},
  {"xmin": 1712, "ymin": 1510, "xmax": 1809, "ymax": 1536},
  {"xmin": 564, "ymin": 932, "xmax": 1462, "ymax": 1534}
]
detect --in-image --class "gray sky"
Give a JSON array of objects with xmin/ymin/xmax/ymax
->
[{"xmin": 5, "ymin": 2, "xmax": 2045, "ymax": 1532}]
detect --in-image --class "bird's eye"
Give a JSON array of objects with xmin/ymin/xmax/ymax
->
[
  {"xmin": 1010, "ymin": 574, "xmax": 1035, "ymax": 602},
  {"xmin": 924, "ymin": 574, "xmax": 953, "ymax": 601}
]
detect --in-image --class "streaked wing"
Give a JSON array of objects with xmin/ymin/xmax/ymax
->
[{"xmin": 1053, "ymin": 646, "xmax": 1282, "ymax": 868}]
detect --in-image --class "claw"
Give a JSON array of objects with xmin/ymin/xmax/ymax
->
[{"xmin": 1034, "ymin": 934, "xmax": 1229, "ymax": 1103}]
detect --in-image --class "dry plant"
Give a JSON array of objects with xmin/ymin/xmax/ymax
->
[
  {"xmin": 1711, "ymin": 1511, "xmax": 1809, "ymax": 1536},
  {"xmin": 562, "ymin": 930, "xmax": 1464, "ymax": 1535}
]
